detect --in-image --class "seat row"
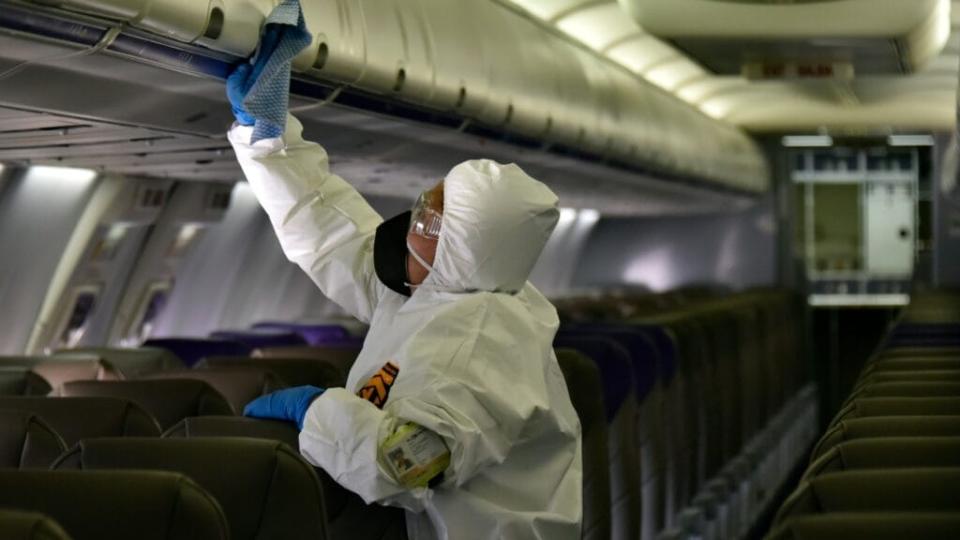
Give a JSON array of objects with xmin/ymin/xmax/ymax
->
[
  {"xmin": 551, "ymin": 289, "xmax": 815, "ymax": 540},
  {"xmin": 767, "ymin": 291, "xmax": 960, "ymax": 539},
  {"xmin": 0, "ymin": 291, "xmax": 810, "ymax": 540}
]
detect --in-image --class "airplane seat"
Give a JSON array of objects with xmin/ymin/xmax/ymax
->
[
  {"xmin": 252, "ymin": 322, "xmax": 353, "ymax": 346},
  {"xmin": 253, "ymin": 346, "xmax": 361, "ymax": 380},
  {"xmin": 30, "ymin": 360, "xmax": 121, "ymax": 390},
  {"xmin": 554, "ymin": 335, "xmax": 645, "ymax": 540},
  {"xmin": 862, "ymin": 357, "xmax": 960, "ymax": 374},
  {"xmin": 811, "ymin": 416, "xmax": 960, "ymax": 460},
  {"xmin": 766, "ymin": 513, "xmax": 960, "ymax": 540},
  {"xmin": 209, "ymin": 329, "xmax": 308, "ymax": 349},
  {"xmin": 0, "ymin": 509, "xmax": 72, "ymax": 540},
  {"xmin": 0, "ymin": 356, "xmax": 120, "ymax": 391},
  {"xmin": 845, "ymin": 381, "xmax": 960, "ymax": 402},
  {"xmin": 772, "ymin": 469, "xmax": 960, "ymax": 525},
  {"xmin": 161, "ymin": 415, "xmax": 406, "ymax": 540},
  {"xmin": 197, "ymin": 356, "xmax": 347, "ymax": 388},
  {"xmin": 854, "ymin": 369, "xmax": 960, "ymax": 387},
  {"xmin": 0, "ymin": 397, "xmax": 160, "ymax": 446},
  {"xmin": 802, "ymin": 437, "xmax": 960, "ymax": 480},
  {"xmin": 163, "ymin": 416, "xmax": 300, "ymax": 448},
  {"xmin": 0, "ymin": 470, "xmax": 228, "ymax": 540},
  {"xmin": 139, "ymin": 367, "xmax": 287, "ymax": 414},
  {"xmin": 58, "ymin": 380, "xmax": 233, "ymax": 431},
  {"xmin": 831, "ymin": 397, "xmax": 960, "ymax": 425},
  {"xmin": 555, "ymin": 348, "xmax": 612, "ymax": 540},
  {"xmin": 53, "ymin": 438, "xmax": 327, "ymax": 540},
  {"xmin": 0, "ymin": 368, "xmax": 52, "ymax": 396},
  {"xmin": 875, "ymin": 347, "xmax": 960, "ymax": 359},
  {"xmin": 140, "ymin": 338, "xmax": 253, "ymax": 367},
  {"xmin": 0, "ymin": 410, "xmax": 66, "ymax": 469},
  {"xmin": 54, "ymin": 347, "xmax": 184, "ymax": 378}
]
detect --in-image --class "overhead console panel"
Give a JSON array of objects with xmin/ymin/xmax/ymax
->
[
  {"xmin": 619, "ymin": 0, "xmax": 951, "ymax": 78},
  {"xmin": 2, "ymin": 0, "xmax": 768, "ymax": 193}
]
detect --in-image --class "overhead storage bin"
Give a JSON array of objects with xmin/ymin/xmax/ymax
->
[{"xmin": 18, "ymin": 0, "xmax": 770, "ymax": 193}]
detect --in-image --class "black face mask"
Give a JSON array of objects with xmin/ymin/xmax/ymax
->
[{"xmin": 374, "ymin": 210, "xmax": 412, "ymax": 297}]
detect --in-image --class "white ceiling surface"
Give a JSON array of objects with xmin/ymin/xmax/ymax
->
[{"xmin": 501, "ymin": 0, "xmax": 960, "ymax": 132}]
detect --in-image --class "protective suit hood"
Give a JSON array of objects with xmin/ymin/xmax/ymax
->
[{"xmin": 427, "ymin": 160, "xmax": 559, "ymax": 294}]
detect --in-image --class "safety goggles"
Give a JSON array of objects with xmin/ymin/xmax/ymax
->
[{"xmin": 409, "ymin": 191, "xmax": 443, "ymax": 239}]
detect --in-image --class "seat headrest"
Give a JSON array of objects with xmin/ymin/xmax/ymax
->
[
  {"xmin": 0, "ymin": 367, "xmax": 52, "ymax": 396},
  {"xmin": 31, "ymin": 359, "xmax": 121, "ymax": 389},
  {"xmin": 59, "ymin": 379, "xmax": 233, "ymax": 430},
  {"xmin": 804, "ymin": 437, "xmax": 960, "ymax": 480},
  {"xmin": 140, "ymin": 368, "xmax": 286, "ymax": 414},
  {"xmin": 252, "ymin": 346, "xmax": 360, "ymax": 376},
  {"xmin": 0, "ymin": 409, "xmax": 66, "ymax": 468},
  {"xmin": 0, "ymin": 470, "xmax": 228, "ymax": 539},
  {"xmin": 0, "ymin": 396, "xmax": 160, "ymax": 446},
  {"xmin": 163, "ymin": 416, "xmax": 300, "ymax": 450},
  {"xmin": 54, "ymin": 437, "xmax": 326, "ymax": 540},
  {"xmin": 554, "ymin": 348, "xmax": 606, "ymax": 435},
  {"xmin": 55, "ymin": 347, "xmax": 184, "ymax": 378},
  {"xmin": 775, "ymin": 468, "xmax": 960, "ymax": 523},
  {"xmin": 199, "ymin": 356, "xmax": 346, "ymax": 388},
  {"xmin": 0, "ymin": 509, "xmax": 71, "ymax": 540},
  {"xmin": 769, "ymin": 513, "xmax": 960, "ymax": 540},
  {"xmin": 554, "ymin": 337, "xmax": 633, "ymax": 421}
]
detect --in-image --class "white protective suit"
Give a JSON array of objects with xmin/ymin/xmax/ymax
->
[{"xmin": 229, "ymin": 115, "xmax": 582, "ymax": 540}]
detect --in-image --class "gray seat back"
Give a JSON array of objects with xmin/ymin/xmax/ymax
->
[
  {"xmin": 161, "ymin": 415, "xmax": 404, "ymax": 540},
  {"xmin": 847, "ymin": 381, "xmax": 960, "ymax": 401},
  {"xmin": 200, "ymin": 356, "xmax": 346, "ymax": 388},
  {"xmin": 0, "ymin": 397, "xmax": 160, "ymax": 446},
  {"xmin": 855, "ymin": 370, "xmax": 960, "ymax": 388},
  {"xmin": 0, "ymin": 368, "xmax": 51, "ymax": 396},
  {"xmin": 774, "ymin": 469, "xmax": 960, "ymax": 524},
  {"xmin": 54, "ymin": 437, "xmax": 327, "ymax": 540},
  {"xmin": 556, "ymin": 348, "xmax": 612, "ymax": 540},
  {"xmin": 139, "ymin": 368, "xmax": 287, "ymax": 414},
  {"xmin": 253, "ymin": 346, "xmax": 360, "ymax": 380},
  {"xmin": 55, "ymin": 347, "xmax": 183, "ymax": 378},
  {"xmin": 0, "ymin": 509, "xmax": 72, "ymax": 540},
  {"xmin": 804, "ymin": 437, "xmax": 960, "ymax": 480},
  {"xmin": 812, "ymin": 416, "xmax": 960, "ymax": 460},
  {"xmin": 59, "ymin": 380, "xmax": 232, "ymax": 430},
  {"xmin": 768, "ymin": 513, "xmax": 960, "ymax": 540},
  {"xmin": 832, "ymin": 397, "xmax": 960, "ymax": 425},
  {"xmin": 0, "ymin": 410, "xmax": 66, "ymax": 468},
  {"xmin": 0, "ymin": 470, "xmax": 227, "ymax": 540}
]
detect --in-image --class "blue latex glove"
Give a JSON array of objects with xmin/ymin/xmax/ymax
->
[
  {"xmin": 225, "ymin": 25, "xmax": 283, "ymax": 126},
  {"xmin": 243, "ymin": 385, "xmax": 325, "ymax": 430}
]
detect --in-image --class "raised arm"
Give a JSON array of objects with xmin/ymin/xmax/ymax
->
[{"xmin": 228, "ymin": 115, "xmax": 386, "ymax": 323}]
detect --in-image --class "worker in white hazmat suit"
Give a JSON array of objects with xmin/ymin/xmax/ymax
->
[{"xmin": 228, "ymin": 76, "xmax": 582, "ymax": 540}]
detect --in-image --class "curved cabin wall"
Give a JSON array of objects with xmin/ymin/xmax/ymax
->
[{"xmin": 26, "ymin": 0, "xmax": 768, "ymax": 193}]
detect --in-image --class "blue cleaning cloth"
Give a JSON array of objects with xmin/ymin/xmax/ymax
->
[{"xmin": 243, "ymin": 0, "xmax": 312, "ymax": 143}]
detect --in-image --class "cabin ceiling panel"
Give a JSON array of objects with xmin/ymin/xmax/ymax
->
[{"xmin": 501, "ymin": 0, "xmax": 960, "ymax": 132}]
